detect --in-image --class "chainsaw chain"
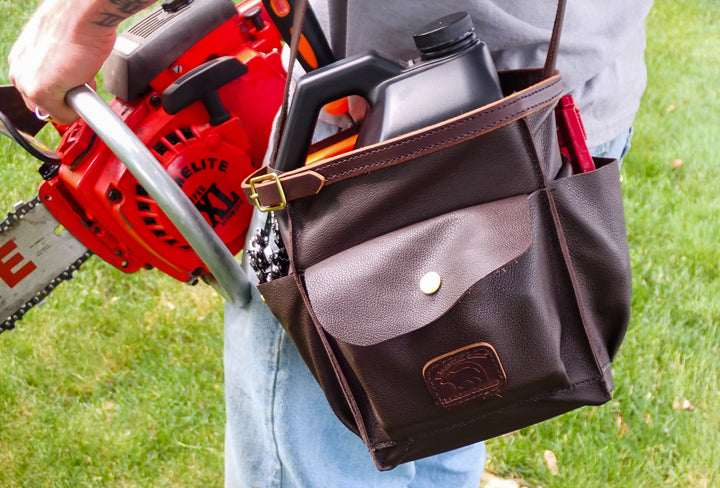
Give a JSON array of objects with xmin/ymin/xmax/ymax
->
[
  {"xmin": 0, "ymin": 195, "xmax": 41, "ymax": 233},
  {"xmin": 247, "ymin": 212, "xmax": 289, "ymax": 283},
  {"xmin": 0, "ymin": 197, "xmax": 93, "ymax": 333}
]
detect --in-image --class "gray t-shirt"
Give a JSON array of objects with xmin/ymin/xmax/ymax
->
[{"xmin": 311, "ymin": 0, "xmax": 653, "ymax": 147}]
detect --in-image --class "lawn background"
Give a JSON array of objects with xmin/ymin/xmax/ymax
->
[{"xmin": 1, "ymin": 0, "xmax": 719, "ymax": 486}]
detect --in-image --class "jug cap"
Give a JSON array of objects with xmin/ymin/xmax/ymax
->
[{"xmin": 413, "ymin": 12, "xmax": 475, "ymax": 55}]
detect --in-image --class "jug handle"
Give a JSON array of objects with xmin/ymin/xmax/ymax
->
[{"xmin": 273, "ymin": 51, "xmax": 402, "ymax": 172}]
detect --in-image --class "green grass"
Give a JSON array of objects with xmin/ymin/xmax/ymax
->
[
  {"xmin": 2, "ymin": 0, "xmax": 720, "ymax": 486},
  {"xmin": 1, "ymin": 2, "xmax": 226, "ymax": 486}
]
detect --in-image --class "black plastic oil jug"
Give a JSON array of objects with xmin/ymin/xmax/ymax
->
[{"xmin": 275, "ymin": 11, "xmax": 504, "ymax": 171}]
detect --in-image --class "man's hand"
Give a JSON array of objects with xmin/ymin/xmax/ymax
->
[{"xmin": 8, "ymin": 0, "xmax": 151, "ymax": 125}]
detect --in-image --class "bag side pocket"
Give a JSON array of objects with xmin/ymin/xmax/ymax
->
[{"xmin": 550, "ymin": 158, "xmax": 632, "ymax": 365}]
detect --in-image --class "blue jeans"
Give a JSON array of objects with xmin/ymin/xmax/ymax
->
[{"xmin": 223, "ymin": 128, "xmax": 633, "ymax": 487}]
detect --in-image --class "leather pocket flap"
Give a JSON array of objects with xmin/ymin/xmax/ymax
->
[{"xmin": 304, "ymin": 195, "xmax": 533, "ymax": 346}]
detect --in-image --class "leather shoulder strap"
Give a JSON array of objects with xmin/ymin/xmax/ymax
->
[{"xmin": 543, "ymin": 0, "xmax": 568, "ymax": 78}]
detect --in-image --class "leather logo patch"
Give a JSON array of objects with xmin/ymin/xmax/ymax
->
[{"xmin": 423, "ymin": 343, "xmax": 506, "ymax": 408}]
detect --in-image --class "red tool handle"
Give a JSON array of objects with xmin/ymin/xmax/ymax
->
[{"xmin": 555, "ymin": 94, "xmax": 596, "ymax": 173}]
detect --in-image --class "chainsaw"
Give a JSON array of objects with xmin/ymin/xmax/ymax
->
[{"xmin": 0, "ymin": 0, "xmax": 289, "ymax": 332}]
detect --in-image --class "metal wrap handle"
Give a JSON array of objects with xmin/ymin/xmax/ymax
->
[{"xmin": 66, "ymin": 84, "xmax": 250, "ymax": 306}]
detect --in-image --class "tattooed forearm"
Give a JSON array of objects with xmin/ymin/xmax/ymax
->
[
  {"xmin": 92, "ymin": 11, "xmax": 126, "ymax": 27},
  {"xmin": 91, "ymin": 0, "xmax": 154, "ymax": 27}
]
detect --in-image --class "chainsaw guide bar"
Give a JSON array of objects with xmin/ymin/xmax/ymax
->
[{"xmin": 0, "ymin": 198, "xmax": 93, "ymax": 333}]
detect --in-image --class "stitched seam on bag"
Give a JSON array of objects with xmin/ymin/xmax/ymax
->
[
  {"xmin": 520, "ymin": 112, "xmax": 552, "ymax": 185},
  {"xmin": 386, "ymin": 376, "xmax": 608, "ymax": 448},
  {"xmin": 321, "ymin": 78, "xmax": 562, "ymax": 182},
  {"xmin": 368, "ymin": 440, "xmax": 400, "ymax": 451}
]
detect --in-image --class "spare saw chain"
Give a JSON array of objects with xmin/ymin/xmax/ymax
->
[{"xmin": 0, "ymin": 197, "xmax": 93, "ymax": 333}]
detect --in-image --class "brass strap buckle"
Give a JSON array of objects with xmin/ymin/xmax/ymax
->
[{"xmin": 249, "ymin": 172, "xmax": 287, "ymax": 212}]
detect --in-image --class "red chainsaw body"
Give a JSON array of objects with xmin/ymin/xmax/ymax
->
[{"xmin": 38, "ymin": 0, "xmax": 286, "ymax": 283}]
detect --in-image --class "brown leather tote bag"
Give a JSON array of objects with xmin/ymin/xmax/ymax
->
[{"xmin": 242, "ymin": 0, "xmax": 631, "ymax": 471}]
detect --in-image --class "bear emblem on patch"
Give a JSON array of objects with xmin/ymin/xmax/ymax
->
[{"xmin": 423, "ymin": 343, "xmax": 506, "ymax": 408}]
